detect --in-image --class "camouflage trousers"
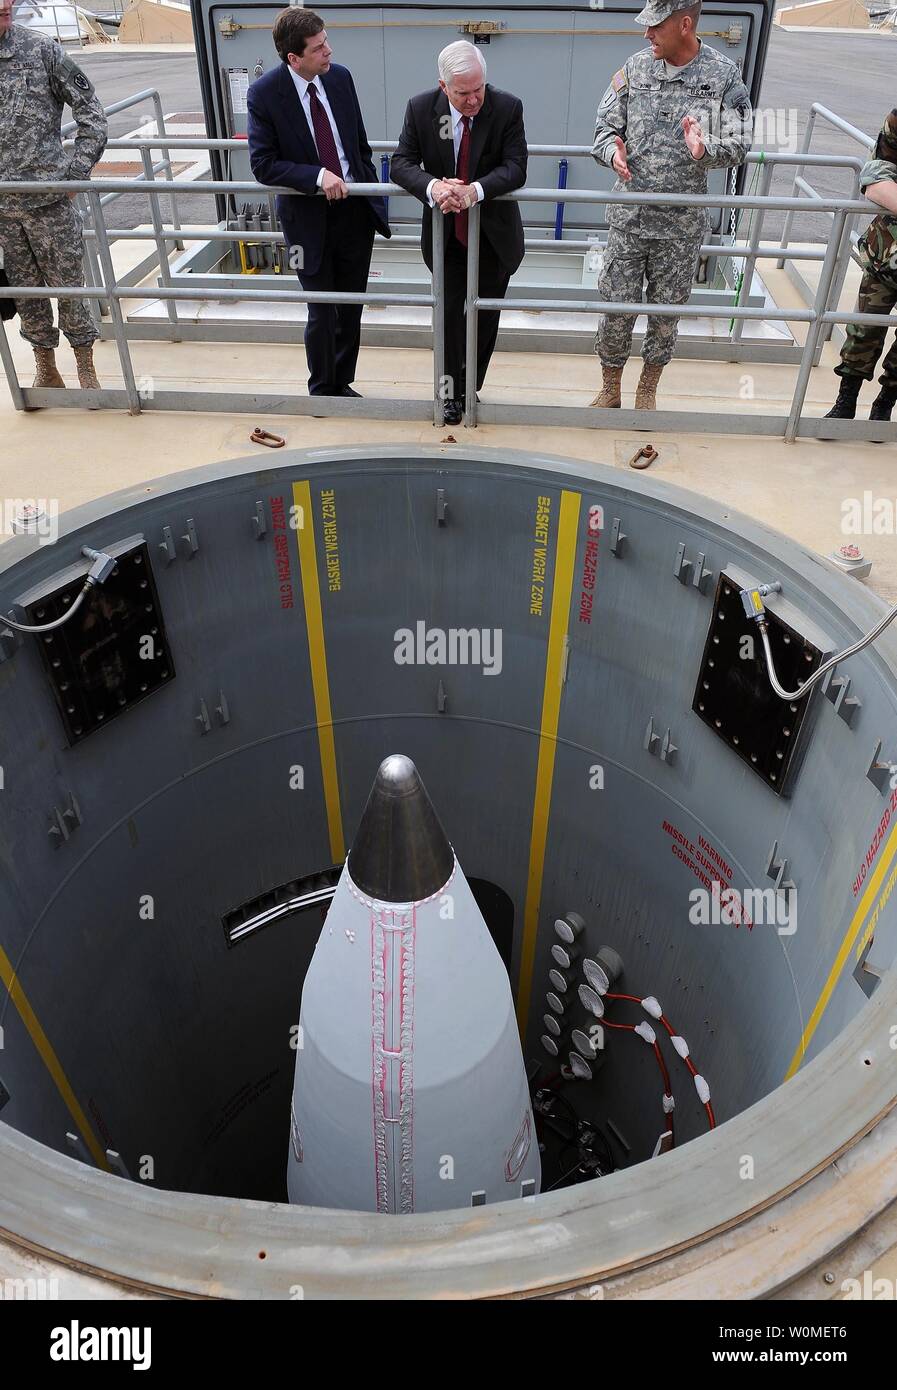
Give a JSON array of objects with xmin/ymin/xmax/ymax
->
[
  {"xmin": 0, "ymin": 198, "xmax": 98, "ymax": 350},
  {"xmin": 835, "ymin": 266, "xmax": 897, "ymax": 387},
  {"xmin": 594, "ymin": 227, "xmax": 703, "ymax": 369}
]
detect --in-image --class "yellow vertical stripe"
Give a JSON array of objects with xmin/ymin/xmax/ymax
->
[
  {"xmin": 293, "ymin": 480, "xmax": 345, "ymax": 863},
  {"xmin": 784, "ymin": 819, "xmax": 897, "ymax": 1080},
  {"xmin": 517, "ymin": 490, "xmax": 582, "ymax": 1033},
  {"xmin": 0, "ymin": 943, "xmax": 109, "ymax": 1170}
]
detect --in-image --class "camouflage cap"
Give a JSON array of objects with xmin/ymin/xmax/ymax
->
[
  {"xmin": 875, "ymin": 108, "xmax": 897, "ymax": 163},
  {"xmin": 634, "ymin": 0, "xmax": 696, "ymax": 26}
]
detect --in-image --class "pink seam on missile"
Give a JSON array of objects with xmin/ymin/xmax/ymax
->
[
  {"xmin": 371, "ymin": 903, "xmax": 416, "ymax": 1213},
  {"xmin": 399, "ymin": 917, "xmax": 415, "ymax": 1215},
  {"xmin": 371, "ymin": 912, "xmax": 389, "ymax": 1212}
]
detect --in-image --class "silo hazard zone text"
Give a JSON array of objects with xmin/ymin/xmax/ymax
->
[
  {"xmin": 578, "ymin": 504, "xmax": 602, "ymax": 624},
  {"xmin": 270, "ymin": 495, "xmax": 294, "ymax": 610}
]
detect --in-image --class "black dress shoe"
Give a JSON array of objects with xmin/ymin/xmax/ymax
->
[
  {"xmin": 443, "ymin": 398, "xmax": 463, "ymax": 425},
  {"xmin": 339, "ymin": 386, "xmax": 362, "ymax": 398}
]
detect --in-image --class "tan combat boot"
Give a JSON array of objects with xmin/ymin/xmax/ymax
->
[
  {"xmin": 589, "ymin": 364, "xmax": 623, "ymax": 408},
  {"xmin": 73, "ymin": 344, "xmax": 101, "ymax": 390},
  {"xmin": 635, "ymin": 362, "xmax": 664, "ymax": 410},
  {"xmin": 32, "ymin": 347, "xmax": 66, "ymax": 389}
]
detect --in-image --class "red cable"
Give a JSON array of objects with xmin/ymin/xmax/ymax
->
[
  {"xmin": 593, "ymin": 1016, "xmax": 674, "ymax": 1143},
  {"xmin": 606, "ymin": 991, "xmax": 715, "ymax": 1131}
]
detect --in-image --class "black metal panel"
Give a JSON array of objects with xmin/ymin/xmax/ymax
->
[
  {"xmin": 692, "ymin": 573, "xmax": 823, "ymax": 795},
  {"xmin": 30, "ymin": 543, "xmax": 174, "ymax": 746}
]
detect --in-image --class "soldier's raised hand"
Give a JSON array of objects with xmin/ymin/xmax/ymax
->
[
  {"xmin": 682, "ymin": 115, "xmax": 706, "ymax": 160},
  {"xmin": 611, "ymin": 136, "xmax": 632, "ymax": 182}
]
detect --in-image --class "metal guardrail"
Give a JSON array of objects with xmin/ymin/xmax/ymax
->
[
  {"xmin": 0, "ymin": 140, "xmax": 893, "ymax": 441},
  {"xmin": 775, "ymin": 104, "xmax": 875, "ymax": 340},
  {"xmin": 62, "ymin": 87, "xmax": 185, "ymax": 302},
  {"xmin": 0, "ymin": 177, "xmax": 448, "ymax": 424}
]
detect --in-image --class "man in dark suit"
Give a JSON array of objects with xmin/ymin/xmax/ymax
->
[
  {"xmin": 391, "ymin": 41, "xmax": 527, "ymax": 425},
  {"xmin": 247, "ymin": 8, "xmax": 390, "ymax": 397}
]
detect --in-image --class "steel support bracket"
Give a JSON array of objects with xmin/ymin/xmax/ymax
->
[
  {"xmin": 824, "ymin": 671, "xmax": 862, "ymax": 727},
  {"xmin": 609, "ymin": 517, "xmax": 627, "ymax": 558},
  {"xmin": 866, "ymin": 740, "xmax": 894, "ymax": 795}
]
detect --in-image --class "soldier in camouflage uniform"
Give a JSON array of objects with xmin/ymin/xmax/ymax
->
[
  {"xmin": 0, "ymin": 0, "xmax": 107, "ymax": 392},
  {"xmin": 825, "ymin": 109, "xmax": 897, "ymax": 425},
  {"xmin": 590, "ymin": 0, "xmax": 751, "ymax": 410}
]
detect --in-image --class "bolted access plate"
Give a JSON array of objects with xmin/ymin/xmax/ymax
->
[
  {"xmin": 28, "ymin": 541, "xmax": 174, "ymax": 746},
  {"xmin": 692, "ymin": 572, "xmax": 824, "ymax": 795}
]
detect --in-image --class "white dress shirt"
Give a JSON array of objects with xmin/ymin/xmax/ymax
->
[
  {"xmin": 287, "ymin": 67, "xmax": 352, "ymax": 186},
  {"xmin": 426, "ymin": 103, "xmax": 485, "ymax": 208}
]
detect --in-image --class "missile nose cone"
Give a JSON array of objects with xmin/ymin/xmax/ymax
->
[{"xmin": 347, "ymin": 755, "xmax": 454, "ymax": 902}]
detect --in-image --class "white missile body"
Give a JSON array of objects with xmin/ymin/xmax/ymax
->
[{"xmin": 288, "ymin": 756, "xmax": 540, "ymax": 1213}]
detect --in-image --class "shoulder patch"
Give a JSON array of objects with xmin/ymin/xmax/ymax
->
[
  {"xmin": 71, "ymin": 71, "xmax": 92, "ymax": 92},
  {"xmin": 611, "ymin": 69, "xmax": 627, "ymax": 93}
]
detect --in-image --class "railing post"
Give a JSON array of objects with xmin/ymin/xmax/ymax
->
[
  {"xmin": 152, "ymin": 93, "xmax": 184, "ymax": 251},
  {"xmin": 822, "ymin": 166, "xmax": 860, "ymax": 346},
  {"xmin": 266, "ymin": 193, "xmax": 281, "ymax": 273},
  {"xmin": 88, "ymin": 189, "xmax": 141, "ymax": 414},
  {"xmin": 776, "ymin": 108, "xmax": 814, "ymax": 271},
  {"xmin": 731, "ymin": 159, "xmax": 772, "ymax": 345},
  {"xmin": 432, "ymin": 208, "xmax": 445, "ymax": 427},
  {"xmin": 78, "ymin": 191, "xmax": 109, "ymax": 323},
  {"xmin": 0, "ymin": 316, "xmax": 26, "ymax": 412},
  {"xmin": 464, "ymin": 202, "xmax": 480, "ymax": 426},
  {"xmin": 784, "ymin": 207, "xmax": 847, "ymax": 442},
  {"xmin": 140, "ymin": 148, "xmax": 180, "ymax": 342}
]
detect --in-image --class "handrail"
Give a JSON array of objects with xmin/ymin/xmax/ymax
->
[
  {"xmin": 806, "ymin": 104, "xmax": 874, "ymax": 152},
  {"xmin": 0, "ymin": 177, "xmax": 876, "ymax": 213},
  {"xmin": 776, "ymin": 103, "xmax": 872, "ymax": 269},
  {"xmin": 63, "ymin": 135, "xmax": 866, "ymax": 172},
  {"xmin": 0, "ymin": 162, "xmax": 891, "ymax": 442},
  {"xmin": 60, "ymin": 89, "xmax": 168, "ymax": 137}
]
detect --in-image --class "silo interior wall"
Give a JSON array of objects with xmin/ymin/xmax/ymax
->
[{"xmin": 0, "ymin": 452, "xmax": 895, "ymax": 1202}]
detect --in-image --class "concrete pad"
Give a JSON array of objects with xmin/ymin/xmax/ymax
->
[
  {"xmin": 1, "ymin": 329, "xmax": 895, "ymax": 606},
  {"xmin": 613, "ymin": 439, "xmax": 679, "ymax": 470}
]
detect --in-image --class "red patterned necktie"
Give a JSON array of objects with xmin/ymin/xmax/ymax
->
[
  {"xmin": 308, "ymin": 82, "xmax": 343, "ymax": 179},
  {"xmin": 454, "ymin": 115, "xmax": 471, "ymax": 247}
]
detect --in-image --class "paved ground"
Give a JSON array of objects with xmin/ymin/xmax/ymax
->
[
  {"xmin": 2, "ymin": 246, "xmax": 895, "ymax": 601},
  {"xmin": 73, "ymin": 26, "xmax": 897, "ymax": 239},
  {"xmin": 758, "ymin": 27, "xmax": 895, "ymax": 238},
  {"xmin": 74, "ymin": 50, "xmax": 217, "ymax": 232}
]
